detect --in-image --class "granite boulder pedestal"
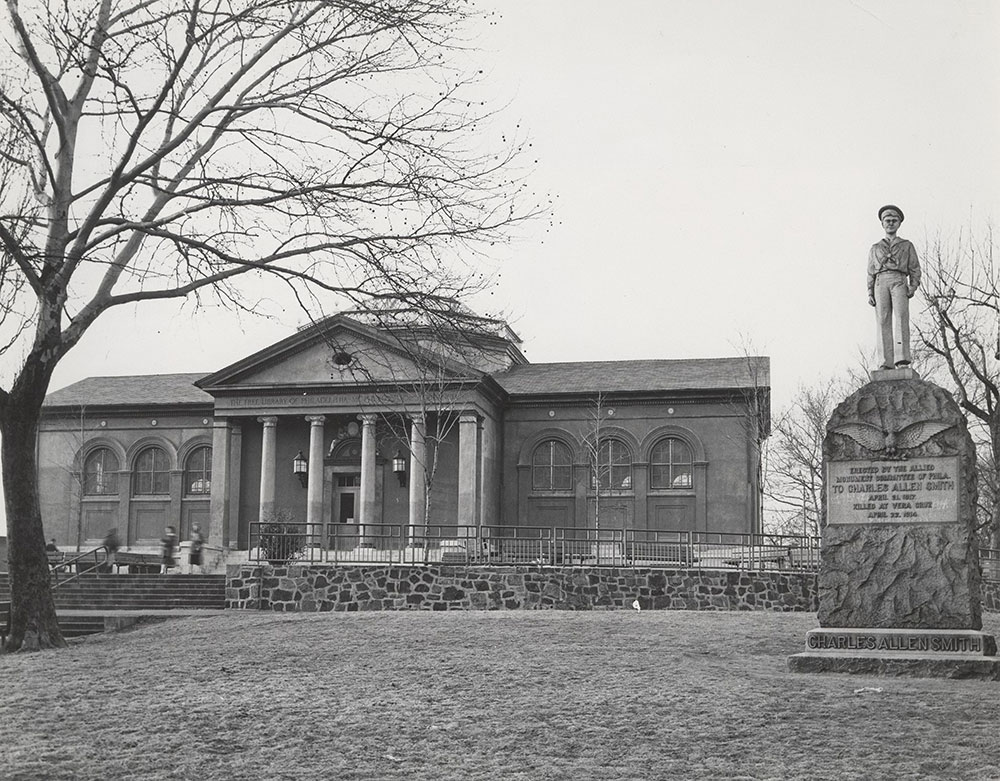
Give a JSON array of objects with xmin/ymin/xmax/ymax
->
[{"xmin": 789, "ymin": 368, "xmax": 1000, "ymax": 679}]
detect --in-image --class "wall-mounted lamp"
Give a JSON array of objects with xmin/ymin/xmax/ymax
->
[
  {"xmin": 292, "ymin": 451, "xmax": 308, "ymax": 487},
  {"xmin": 392, "ymin": 450, "xmax": 407, "ymax": 488}
]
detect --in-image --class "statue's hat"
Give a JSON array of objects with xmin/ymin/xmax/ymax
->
[{"xmin": 878, "ymin": 204, "xmax": 904, "ymax": 221}]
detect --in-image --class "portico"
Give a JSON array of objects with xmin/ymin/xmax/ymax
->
[{"xmin": 206, "ymin": 405, "xmax": 487, "ymax": 555}]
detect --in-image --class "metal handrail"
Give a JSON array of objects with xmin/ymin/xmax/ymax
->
[
  {"xmin": 243, "ymin": 521, "xmax": 996, "ymax": 579},
  {"xmin": 51, "ymin": 545, "xmax": 109, "ymax": 589},
  {"xmin": 246, "ymin": 521, "xmax": 827, "ymax": 571}
]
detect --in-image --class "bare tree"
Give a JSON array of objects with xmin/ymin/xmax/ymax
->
[
  {"xmin": 584, "ymin": 392, "xmax": 623, "ymax": 536},
  {"xmin": 916, "ymin": 227, "xmax": 1000, "ymax": 546},
  {"xmin": 764, "ymin": 381, "xmax": 845, "ymax": 536},
  {"xmin": 349, "ymin": 307, "xmax": 491, "ymax": 536},
  {"xmin": 37, "ymin": 405, "xmax": 93, "ymax": 553},
  {"xmin": 0, "ymin": 0, "xmax": 537, "ymax": 650},
  {"xmin": 726, "ymin": 338, "xmax": 771, "ymax": 534}
]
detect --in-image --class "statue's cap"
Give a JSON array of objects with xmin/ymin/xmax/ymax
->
[{"xmin": 878, "ymin": 204, "xmax": 904, "ymax": 221}]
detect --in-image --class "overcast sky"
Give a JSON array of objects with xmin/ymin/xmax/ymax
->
[{"xmin": 5, "ymin": 1, "xmax": 1000, "ymax": 534}]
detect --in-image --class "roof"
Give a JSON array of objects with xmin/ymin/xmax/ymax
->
[
  {"xmin": 320, "ymin": 304, "xmax": 522, "ymax": 344},
  {"xmin": 41, "ymin": 357, "xmax": 770, "ymax": 408},
  {"xmin": 43, "ymin": 373, "xmax": 213, "ymax": 408},
  {"xmin": 492, "ymin": 357, "xmax": 770, "ymax": 396}
]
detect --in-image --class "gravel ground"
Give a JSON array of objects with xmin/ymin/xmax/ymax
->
[{"xmin": 2, "ymin": 610, "xmax": 1000, "ymax": 780}]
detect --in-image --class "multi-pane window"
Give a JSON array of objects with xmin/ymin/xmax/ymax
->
[
  {"xmin": 650, "ymin": 437, "xmax": 694, "ymax": 489},
  {"xmin": 184, "ymin": 446, "xmax": 212, "ymax": 495},
  {"xmin": 591, "ymin": 439, "xmax": 632, "ymax": 492},
  {"xmin": 132, "ymin": 446, "xmax": 170, "ymax": 496},
  {"xmin": 532, "ymin": 440, "xmax": 573, "ymax": 491},
  {"xmin": 83, "ymin": 448, "xmax": 119, "ymax": 496}
]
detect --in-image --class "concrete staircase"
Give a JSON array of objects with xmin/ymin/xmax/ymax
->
[{"xmin": 0, "ymin": 574, "xmax": 226, "ymax": 639}]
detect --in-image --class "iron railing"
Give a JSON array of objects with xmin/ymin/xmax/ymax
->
[
  {"xmin": 50, "ymin": 545, "xmax": 109, "ymax": 588},
  {"xmin": 248, "ymin": 522, "xmax": 827, "ymax": 573},
  {"xmin": 246, "ymin": 523, "xmax": 1000, "ymax": 580}
]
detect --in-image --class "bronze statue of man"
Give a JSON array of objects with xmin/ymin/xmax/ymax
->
[{"xmin": 867, "ymin": 205, "xmax": 921, "ymax": 369}]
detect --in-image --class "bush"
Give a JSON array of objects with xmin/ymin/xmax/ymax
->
[{"xmin": 256, "ymin": 510, "xmax": 306, "ymax": 564}]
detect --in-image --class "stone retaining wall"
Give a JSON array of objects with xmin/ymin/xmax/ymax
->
[{"xmin": 226, "ymin": 565, "xmax": 820, "ymax": 612}]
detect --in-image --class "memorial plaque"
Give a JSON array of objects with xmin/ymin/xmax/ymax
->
[{"xmin": 826, "ymin": 456, "xmax": 959, "ymax": 525}]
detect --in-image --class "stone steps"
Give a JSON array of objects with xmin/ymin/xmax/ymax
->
[
  {"xmin": 0, "ymin": 574, "xmax": 226, "ymax": 611},
  {"xmin": 58, "ymin": 616, "xmax": 109, "ymax": 639}
]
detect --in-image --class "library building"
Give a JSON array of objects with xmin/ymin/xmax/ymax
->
[{"xmin": 37, "ymin": 308, "xmax": 770, "ymax": 562}]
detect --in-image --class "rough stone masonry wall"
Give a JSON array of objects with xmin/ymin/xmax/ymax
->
[{"xmin": 226, "ymin": 565, "xmax": 820, "ymax": 612}]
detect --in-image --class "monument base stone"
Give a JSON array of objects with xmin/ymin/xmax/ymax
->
[
  {"xmin": 789, "ymin": 628, "xmax": 1000, "ymax": 679},
  {"xmin": 869, "ymin": 366, "xmax": 919, "ymax": 382},
  {"xmin": 788, "ymin": 654, "xmax": 1000, "ymax": 680}
]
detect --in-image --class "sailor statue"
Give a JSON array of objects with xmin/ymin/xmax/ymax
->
[{"xmin": 867, "ymin": 205, "xmax": 921, "ymax": 370}]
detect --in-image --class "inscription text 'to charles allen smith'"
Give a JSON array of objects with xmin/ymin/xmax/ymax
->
[{"xmin": 826, "ymin": 456, "xmax": 959, "ymax": 525}]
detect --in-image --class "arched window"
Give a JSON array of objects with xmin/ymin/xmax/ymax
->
[
  {"xmin": 532, "ymin": 440, "xmax": 573, "ymax": 491},
  {"xmin": 83, "ymin": 448, "xmax": 119, "ymax": 496},
  {"xmin": 591, "ymin": 438, "xmax": 632, "ymax": 493},
  {"xmin": 184, "ymin": 446, "xmax": 212, "ymax": 496},
  {"xmin": 132, "ymin": 446, "xmax": 170, "ymax": 496},
  {"xmin": 650, "ymin": 437, "xmax": 693, "ymax": 489}
]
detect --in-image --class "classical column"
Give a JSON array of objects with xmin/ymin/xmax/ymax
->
[
  {"xmin": 228, "ymin": 426, "xmax": 243, "ymax": 548},
  {"xmin": 257, "ymin": 416, "xmax": 278, "ymax": 521},
  {"xmin": 407, "ymin": 415, "xmax": 426, "ymax": 545},
  {"xmin": 479, "ymin": 414, "xmax": 500, "ymax": 528},
  {"xmin": 457, "ymin": 413, "xmax": 479, "ymax": 528},
  {"xmin": 359, "ymin": 414, "xmax": 377, "ymax": 546},
  {"xmin": 305, "ymin": 416, "xmax": 326, "ymax": 540}
]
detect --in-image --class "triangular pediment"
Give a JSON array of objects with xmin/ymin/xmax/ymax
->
[{"xmin": 196, "ymin": 314, "xmax": 481, "ymax": 392}]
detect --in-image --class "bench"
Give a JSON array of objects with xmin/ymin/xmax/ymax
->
[
  {"xmin": 723, "ymin": 545, "xmax": 797, "ymax": 570},
  {"xmin": 47, "ymin": 551, "xmax": 70, "ymax": 572},
  {"xmin": 0, "ymin": 600, "xmax": 10, "ymax": 650},
  {"xmin": 113, "ymin": 552, "xmax": 162, "ymax": 574}
]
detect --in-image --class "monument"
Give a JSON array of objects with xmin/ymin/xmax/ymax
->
[{"xmin": 789, "ymin": 206, "xmax": 1000, "ymax": 679}]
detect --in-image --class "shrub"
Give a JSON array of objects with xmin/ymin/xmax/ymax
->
[{"xmin": 257, "ymin": 510, "xmax": 306, "ymax": 564}]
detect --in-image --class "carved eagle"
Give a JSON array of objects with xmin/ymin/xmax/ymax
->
[{"xmin": 830, "ymin": 421, "xmax": 952, "ymax": 458}]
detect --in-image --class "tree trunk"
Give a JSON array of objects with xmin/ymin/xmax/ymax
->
[
  {"xmin": 992, "ymin": 427, "xmax": 1000, "ymax": 550},
  {"xmin": 1, "ymin": 389, "xmax": 66, "ymax": 651}
]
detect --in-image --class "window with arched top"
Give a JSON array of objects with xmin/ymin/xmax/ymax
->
[
  {"xmin": 184, "ymin": 446, "xmax": 212, "ymax": 496},
  {"xmin": 590, "ymin": 438, "xmax": 633, "ymax": 493},
  {"xmin": 650, "ymin": 437, "xmax": 694, "ymax": 489},
  {"xmin": 532, "ymin": 440, "xmax": 573, "ymax": 491},
  {"xmin": 132, "ymin": 446, "xmax": 170, "ymax": 496},
  {"xmin": 83, "ymin": 447, "xmax": 119, "ymax": 496}
]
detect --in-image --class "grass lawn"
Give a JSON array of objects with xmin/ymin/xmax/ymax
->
[{"xmin": 2, "ymin": 610, "xmax": 1000, "ymax": 780}]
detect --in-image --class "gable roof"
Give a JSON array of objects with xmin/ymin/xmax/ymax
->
[
  {"xmin": 42, "ymin": 351, "xmax": 769, "ymax": 410},
  {"xmin": 492, "ymin": 357, "xmax": 770, "ymax": 396},
  {"xmin": 43, "ymin": 373, "xmax": 213, "ymax": 408},
  {"xmin": 196, "ymin": 313, "xmax": 483, "ymax": 391}
]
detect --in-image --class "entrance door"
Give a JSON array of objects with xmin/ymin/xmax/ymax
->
[
  {"xmin": 331, "ymin": 474, "xmax": 361, "ymax": 549},
  {"xmin": 338, "ymin": 491, "xmax": 357, "ymax": 524}
]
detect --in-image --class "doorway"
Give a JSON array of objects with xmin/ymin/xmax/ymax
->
[{"xmin": 331, "ymin": 473, "xmax": 361, "ymax": 549}]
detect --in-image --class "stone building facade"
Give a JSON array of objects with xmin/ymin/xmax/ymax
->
[{"xmin": 37, "ymin": 310, "xmax": 770, "ymax": 556}]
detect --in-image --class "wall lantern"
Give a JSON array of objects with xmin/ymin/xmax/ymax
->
[
  {"xmin": 292, "ymin": 451, "xmax": 308, "ymax": 487},
  {"xmin": 392, "ymin": 450, "xmax": 407, "ymax": 488}
]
